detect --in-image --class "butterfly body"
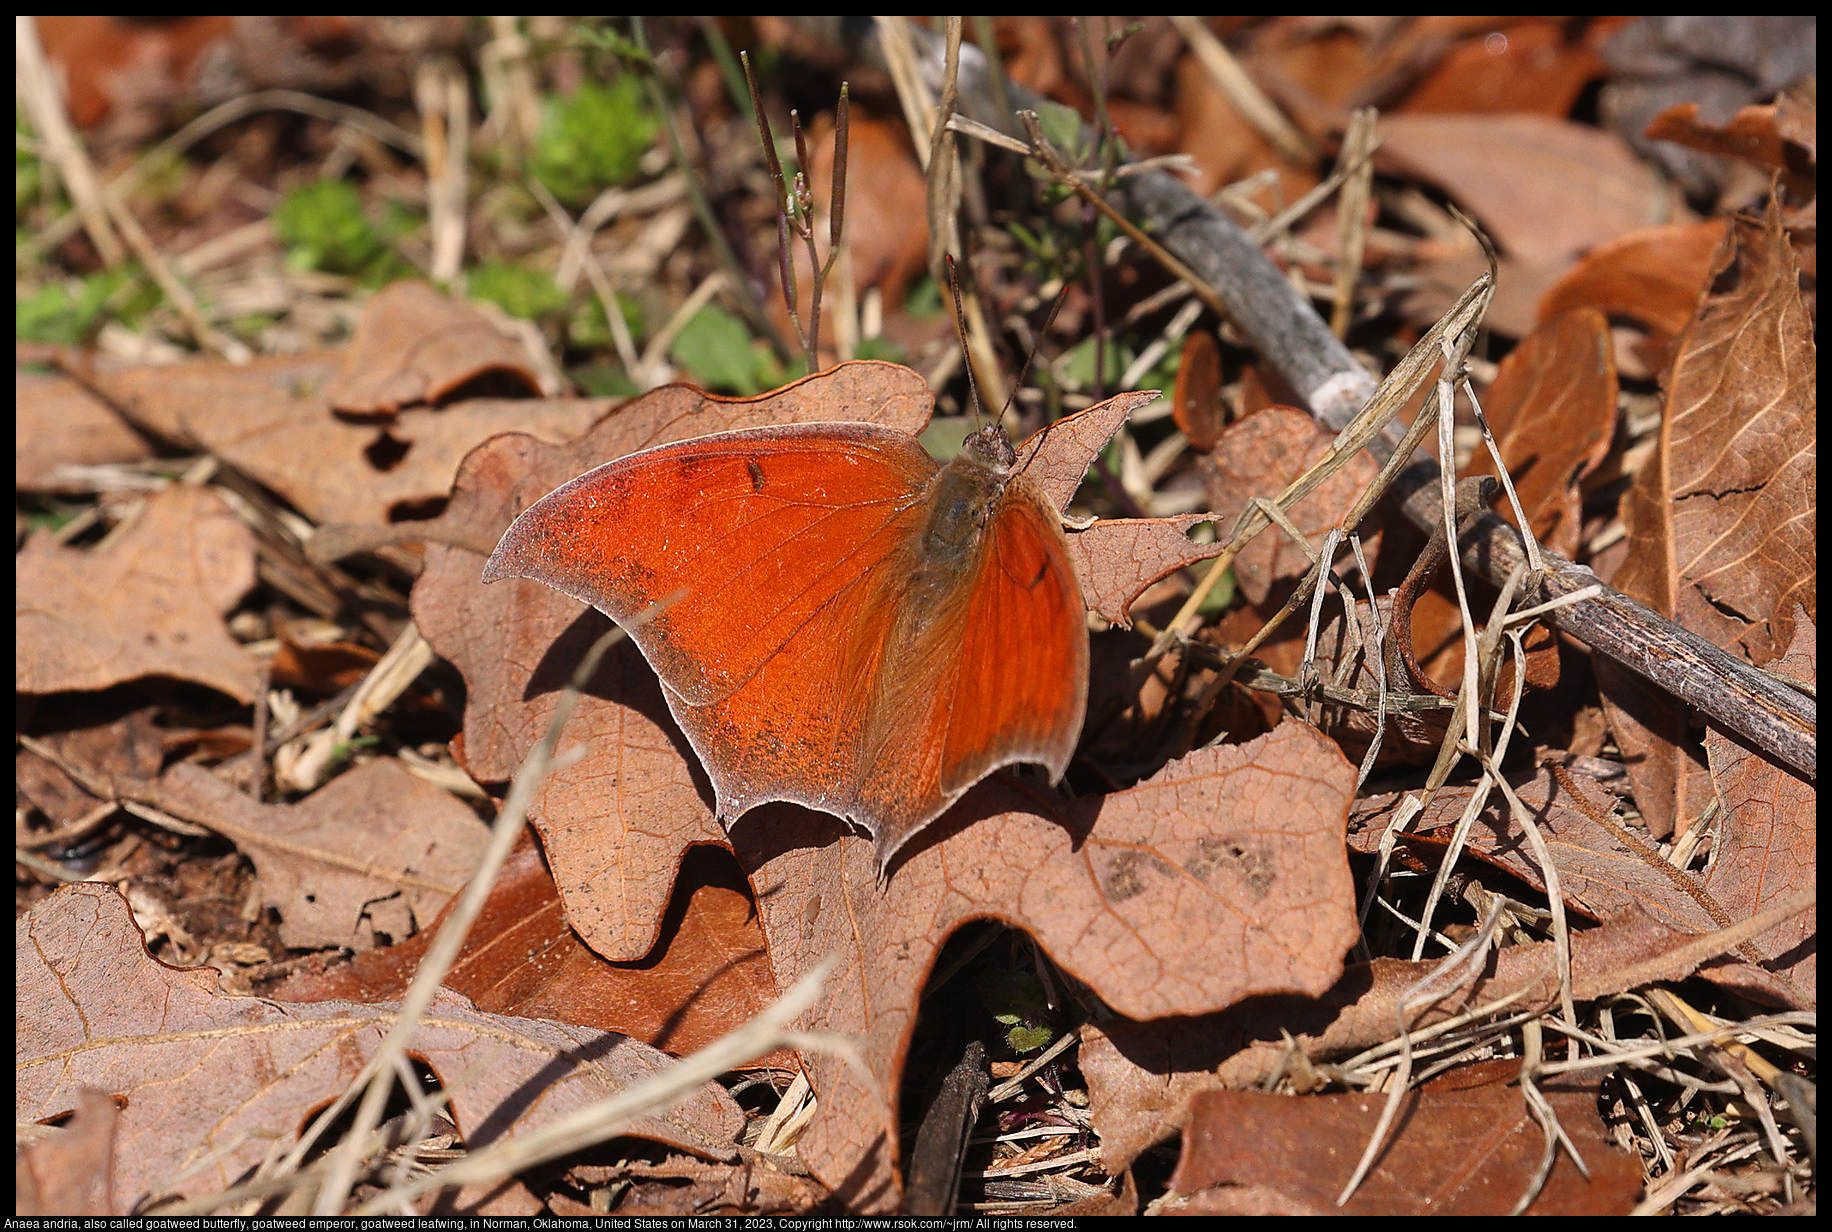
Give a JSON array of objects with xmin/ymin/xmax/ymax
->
[{"xmin": 485, "ymin": 418, "xmax": 1087, "ymax": 870}]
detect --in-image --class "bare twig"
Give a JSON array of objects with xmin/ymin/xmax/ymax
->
[
  {"xmin": 742, "ymin": 51, "xmax": 806, "ymax": 362},
  {"xmin": 1020, "ymin": 112, "xmax": 1230, "ymax": 325},
  {"xmin": 824, "ymin": 86, "xmax": 850, "ymax": 320}
]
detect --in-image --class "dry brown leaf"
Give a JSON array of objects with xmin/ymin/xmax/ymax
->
[
  {"xmin": 1036, "ymin": 390, "xmax": 1225, "ymax": 624},
  {"xmin": 1536, "ymin": 219, "xmax": 1729, "ymax": 343},
  {"xmin": 76, "ymin": 350, "xmax": 612, "ymax": 527},
  {"xmin": 1377, "ymin": 113, "xmax": 1672, "ymax": 267},
  {"xmin": 276, "ymin": 840, "xmax": 781, "ymax": 1060},
  {"xmin": 1082, "ymin": 904, "xmax": 1728, "ymax": 1172},
  {"xmin": 1395, "ymin": 19, "xmax": 1615, "ymax": 117},
  {"xmin": 1466, "ymin": 307, "xmax": 1618, "ymax": 559},
  {"xmin": 17, "ymin": 698, "xmax": 166, "ymax": 824},
  {"xmin": 1250, "ymin": 17, "xmax": 1587, "ymax": 125},
  {"xmin": 1772, "ymin": 76, "xmax": 1817, "ymax": 159},
  {"xmin": 327, "ymin": 280, "xmax": 542, "ymax": 415},
  {"xmin": 16, "ymin": 882, "xmax": 742, "ymax": 1216},
  {"xmin": 16, "ymin": 484, "xmax": 260, "ymax": 703},
  {"xmin": 1200, "ymin": 405, "xmax": 1381, "ymax": 609},
  {"xmin": 14, "ymin": 1089, "xmax": 118, "ymax": 1217},
  {"xmin": 67, "ymin": 350, "xmax": 335, "ymax": 446},
  {"xmin": 1603, "ymin": 197, "xmax": 1816, "ymax": 837},
  {"xmin": 1172, "ymin": 51, "xmax": 1317, "ymax": 204},
  {"xmin": 1703, "ymin": 611, "xmax": 1816, "ymax": 1004},
  {"xmin": 1172, "ymin": 329, "xmax": 1225, "ymax": 453},
  {"xmin": 1168, "ymin": 1059, "xmax": 1642, "ymax": 1214},
  {"xmin": 144, "ymin": 759, "xmax": 490, "ymax": 950},
  {"xmin": 1070, "ymin": 514, "xmax": 1222, "ymax": 625},
  {"xmin": 1645, "ymin": 99, "xmax": 1816, "ymax": 188},
  {"xmin": 1623, "ymin": 200, "xmax": 1815, "ymax": 665},
  {"xmin": 737, "ymin": 721, "xmax": 1359, "ymax": 1210},
  {"xmin": 16, "ymin": 369, "xmax": 154, "ymax": 493},
  {"xmin": 1351, "ymin": 760, "xmax": 1810, "ymax": 1007},
  {"xmin": 1019, "ymin": 389, "xmax": 1155, "ymax": 513}
]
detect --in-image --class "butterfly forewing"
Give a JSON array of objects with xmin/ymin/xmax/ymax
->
[{"xmin": 485, "ymin": 422, "xmax": 937, "ymax": 706}]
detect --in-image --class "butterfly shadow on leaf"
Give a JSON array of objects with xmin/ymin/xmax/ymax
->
[
  {"xmin": 892, "ymin": 771, "xmax": 1105, "ymax": 881},
  {"xmin": 521, "ymin": 604, "xmax": 716, "ymax": 801},
  {"xmin": 704, "ymin": 742, "xmax": 1107, "ymax": 889}
]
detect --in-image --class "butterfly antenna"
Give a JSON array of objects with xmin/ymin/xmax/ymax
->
[
  {"xmin": 1005, "ymin": 284, "xmax": 1074, "ymax": 478},
  {"xmin": 1004, "ymin": 282, "xmax": 1071, "ymax": 424},
  {"xmin": 944, "ymin": 254, "xmax": 987, "ymax": 430}
]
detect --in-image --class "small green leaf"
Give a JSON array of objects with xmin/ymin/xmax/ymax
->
[
  {"xmin": 15, "ymin": 267, "xmax": 143, "ymax": 344},
  {"xmin": 1035, "ymin": 178, "xmax": 1074, "ymax": 209},
  {"xmin": 975, "ymin": 967, "xmax": 1056, "ymax": 1053},
  {"xmin": 531, "ymin": 75, "xmax": 658, "ymax": 208},
  {"xmin": 918, "ymin": 416, "xmax": 977, "ymax": 463},
  {"xmin": 567, "ymin": 360, "xmax": 640, "ymax": 398},
  {"xmin": 1004, "ymin": 1023, "xmax": 1055, "ymax": 1053},
  {"xmin": 1035, "ymin": 101, "xmax": 1087, "ymax": 159},
  {"xmin": 273, "ymin": 179, "xmax": 403, "ymax": 283},
  {"xmin": 1060, "ymin": 335, "xmax": 1137, "ymax": 391},
  {"xmin": 852, "ymin": 335, "xmax": 908, "ymax": 365},
  {"xmin": 671, "ymin": 304, "xmax": 759, "ymax": 395},
  {"xmin": 469, "ymin": 262, "xmax": 567, "ymax": 321}
]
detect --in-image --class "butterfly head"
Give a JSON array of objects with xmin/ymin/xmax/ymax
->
[{"xmin": 960, "ymin": 422, "xmax": 1017, "ymax": 472}]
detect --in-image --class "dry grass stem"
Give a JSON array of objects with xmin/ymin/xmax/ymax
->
[
  {"xmin": 308, "ymin": 619, "xmax": 635, "ymax": 1213},
  {"xmin": 352, "ymin": 958, "xmax": 843, "ymax": 1213},
  {"xmin": 16, "ymin": 16, "xmax": 126, "ymax": 266},
  {"xmin": 1168, "ymin": 15, "xmax": 1316, "ymax": 164},
  {"xmin": 1330, "ymin": 109, "xmax": 1379, "ymax": 338}
]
